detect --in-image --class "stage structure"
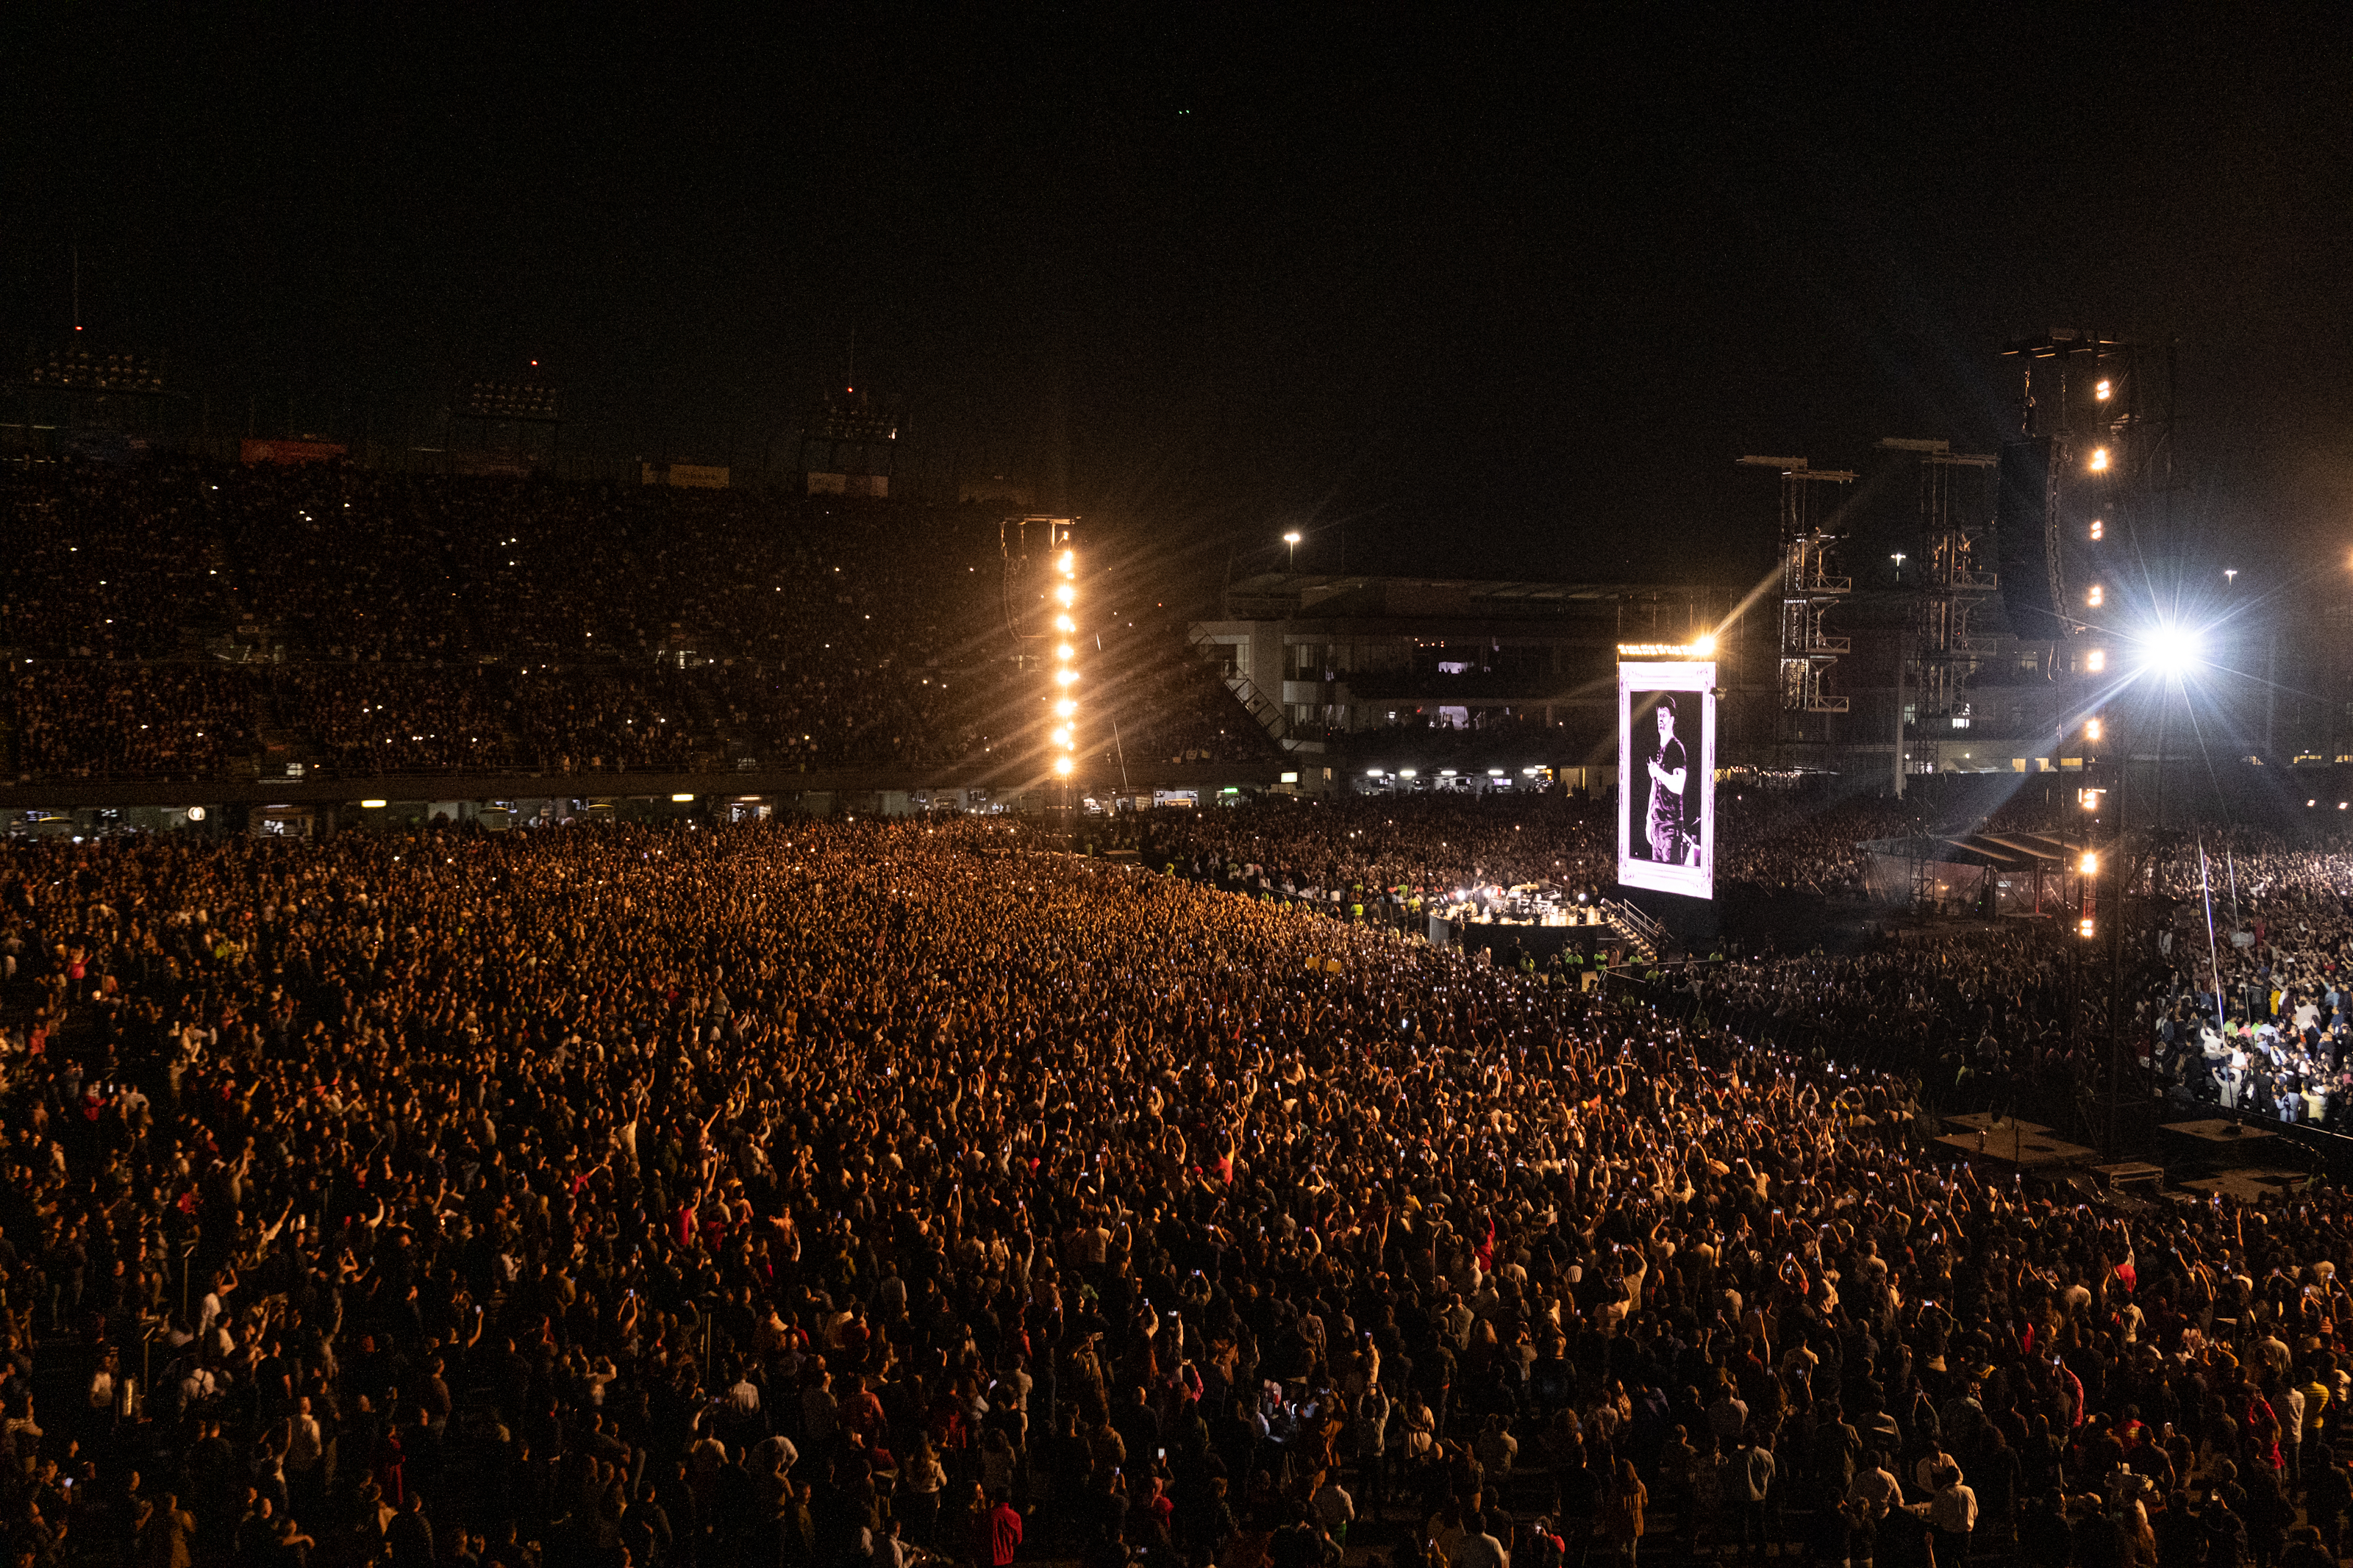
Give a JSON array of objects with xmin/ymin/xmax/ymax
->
[
  {"xmin": 1617, "ymin": 642, "xmax": 1715, "ymax": 901},
  {"xmin": 1878, "ymin": 438, "xmax": 1999, "ymax": 790},
  {"xmin": 1738, "ymin": 456, "xmax": 1854, "ymax": 713}
]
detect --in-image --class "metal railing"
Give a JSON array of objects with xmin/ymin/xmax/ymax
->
[{"xmin": 1597, "ymin": 897, "xmax": 1665, "ymax": 960}]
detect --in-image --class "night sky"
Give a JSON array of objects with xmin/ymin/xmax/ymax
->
[{"xmin": 8, "ymin": 10, "xmax": 2350, "ymax": 593}]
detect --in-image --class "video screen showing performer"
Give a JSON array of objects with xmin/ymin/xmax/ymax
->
[
  {"xmin": 1631, "ymin": 691, "xmax": 1697, "ymax": 866},
  {"xmin": 1616, "ymin": 659, "xmax": 1714, "ymax": 899}
]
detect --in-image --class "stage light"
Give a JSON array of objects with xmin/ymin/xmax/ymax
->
[
  {"xmin": 2079, "ymin": 917, "xmax": 2096, "ymax": 938},
  {"xmin": 1058, "ymin": 550, "xmax": 1074, "ymax": 574},
  {"xmin": 2085, "ymin": 717, "xmax": 2103, "ymax": 742},
  {"xmin": 1056, "ymin": 584, "xmax": 1074, "ymax": 606},
  {"xmin": 1693, "ymin": 633, "xmax": 1716, "ymax": 656},
  {"xmin": 1055, "ymin": 615, "xmax": 1074, "ymax": 633},
  {"xmin": 2085, "ymin": 648, "xmax": 2106, "ymax": 673},
  {"xmin": 1055, "ymin": 698, "xmax": 1076, "ymax": 717},
  {"xmin": 2081, "ymin": 851, "xmax": 2099, "ymax": 875},
  {"xmin": 1056, "ymin": 643, "xmax": 1074, "ymax": 660},
  {"xmin": 1051, "ymin": 727, "xmax": 1071, "ymax": 746},
  {"xmin": 2090, "ymin": 448, "xmax": 2110, "ymax": 472},
  {"xmin": 2086, "ymin": 584, "xmax": 2103, "ymax": 607},
  {"xmin": 1054, "ymin": 757, "xmax": 1074, "ymax": 776},
  {"xmin": 2096, "ymin": 379, "xmax": 2112, "ymax": 401},
  {"xmin": 1056, "ymin": 668, "xmax": 1078, "ymax": 685},
  {"xmin": 2090, "ymin": 519, "xmax": 2104, "ymax": 541}
]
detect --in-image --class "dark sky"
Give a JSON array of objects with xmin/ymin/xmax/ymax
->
[{"xmin": 8, "ymin": 9, "xmax": 2350, "ymax": 591}]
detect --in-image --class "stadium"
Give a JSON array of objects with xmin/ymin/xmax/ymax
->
[{"xmin": 9, "ymin": 15, "xmax": 2353, "ymax": 1568}]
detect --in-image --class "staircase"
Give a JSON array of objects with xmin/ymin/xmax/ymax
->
[
  {"xmin": 1598, "ymin": 898, "xmax": 1666, "ymax": 963},
  {"xmin": 1186, "ymin": 629, "xmax": 1297, "ymax": 752}
]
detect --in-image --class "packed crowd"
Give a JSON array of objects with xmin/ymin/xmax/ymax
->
[
  {"xmin": 6, "ymin": 812, "xmax": 2353, "ymax": 1568},
  {"xmin": 0, "ymin": 459, "xmax": 1277, "ymax": 781},
  {"xmin": 2143, "ymin": 832, "xmax": 2353, "ymax": 1130},
  {"xmin": 1113, "ymin": 792, "xmax": 2353, "ymax": 1135}
]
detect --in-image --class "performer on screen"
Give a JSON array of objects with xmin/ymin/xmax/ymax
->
[{"xmin": 1643, "ymin": 694, "xmax": 1690, "ymax": 864}]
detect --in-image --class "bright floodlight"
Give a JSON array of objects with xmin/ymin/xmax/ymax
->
[
  {"xmin": 2143, "ymin": 624, "xmax": 2202, "ymax": 677},
  {"xmin": 1283, "ymin": 531, "xmax": 1302, "ymax": 543},
  {"xmin": 2090, "ymin": 447, "xmax": 2110, "ymax": 472},
  {"xmin": 1693, "ymin": 632, "xmax": 1716, "ymax": 656},
  {"xmin": 1054, "ymin": 756, "xmax": 1074, "ymax": 776}
]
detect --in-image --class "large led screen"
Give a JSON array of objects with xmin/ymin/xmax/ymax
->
[{"xmin": 1617, "ymin": 660, "xmax": 1715, "ymax": 900}]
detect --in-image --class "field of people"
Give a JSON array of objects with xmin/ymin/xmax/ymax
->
[{"xmin": 5, "ymin": 807, "xmax": 2353, "ymax": 1567}]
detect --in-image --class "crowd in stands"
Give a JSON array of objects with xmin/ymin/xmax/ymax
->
[
  {"xmin": 1123, "ymin": 788, "xmax": 1933, "ymax": 910},
  {"xmin": 1133, "ymin": 792, "xmax": 1618, "ymax": 903},
  {"xmin": 10, "ymin": 812, "xmax": 2353, "ymax": 1568},
  {"xmin": 1712, "ymin": 795, "xmax": 1923, "ymax": 899},
  {"xmin": 10, "ymin": 667, "xmax": 260, "ymax": 783},
  {"xmin": 271, "ymin": 669, "xmax": 515, "ymax": 778},
  {"xmin": 0, "ymin": 458, "xmax": 1278, "ymax": 782}
]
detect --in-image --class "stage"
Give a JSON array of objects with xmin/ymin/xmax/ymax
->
[
  {"xmin": 1935, "ymin": 1125, "xmax": 2097, "ymax": 1169},
  {"xmin": 1427, "ymin": 914, "xmax": 1612, "ymax": 963}
]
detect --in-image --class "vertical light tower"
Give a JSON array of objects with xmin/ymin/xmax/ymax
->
[{"xmin": 1048, "ymin": 520, "xmax": 1080, "ymax": 798}]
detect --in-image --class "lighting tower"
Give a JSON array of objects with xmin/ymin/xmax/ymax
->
[
  {"xmin": 999, "ymin": 515, "xmax": 1082, "ymax": 795},
  {"xmin": 1047, "ymin": 523, "xmax": 1080, "ymax": 789},
  {"xmin": 1878, "ymin": 439, "xmax": 1998, "ymax": 732},
  {"xmin": 1999, "ymin": 330, "xmax": 2177, "ymax": 634},
  {"xmin": 1738, "ymin": 456, "xmax": 1856, "ymax": 712}
]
